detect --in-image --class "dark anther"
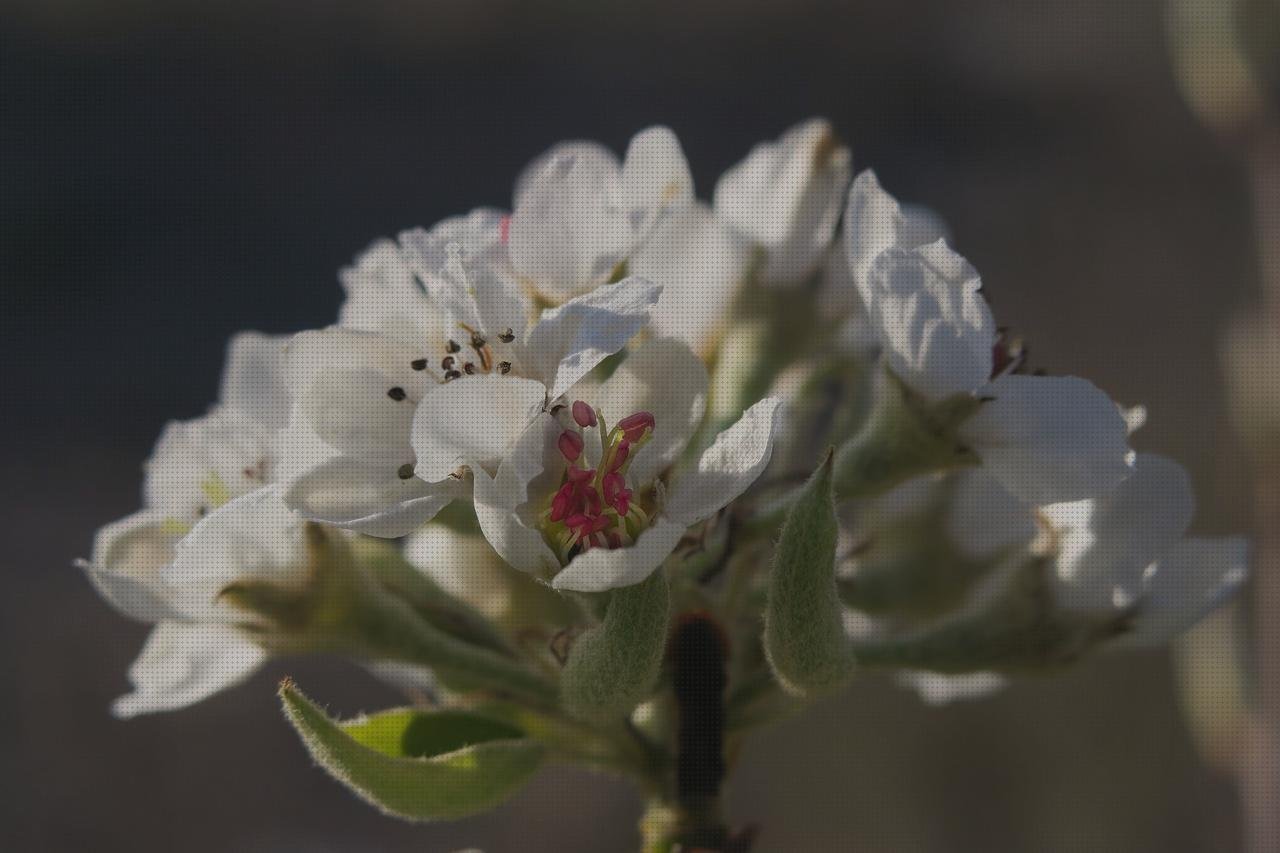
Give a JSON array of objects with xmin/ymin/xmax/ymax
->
[
  {"xmin": 441, "ymin": 356, "xmax": 455, "ymax": 370},
  {"xmin": 410, "ymin": 358, "xmax": 428, "ymax": 371},
  {"xmin": 470, "ymin": 332, "xmax": 487, "ymax": 350},
  {"xmin": 499, "ymin": 327, "xmax": 515, "ymax": 343},
  {"xmin": 464, "ymin": 362, "xmax": 476, "ymax": 375},
  {"xmin": 498, "ymin": 361, "xmax": 512, "ymax": 374},
  {"xmin": 444, "ymin": 369, "xmax": 462, "ymax": 381},
  {"xmin": 397, "ymin": 463, "xmax": 415, "ymax": 480},
  {"xmin": 387, "ymin": 386, "xmax": 407, "ymax": 402},
  {"xmin": 446, "ymin": 339, "xmax": 461, "ymax": 354}
]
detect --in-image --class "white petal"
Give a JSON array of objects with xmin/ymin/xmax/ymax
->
[
  {"xmin": 111, "ymin": 622, "xmax": 267, "ymax": 719},
  {"xmin": 397, "ymin": 210, "xmax": 531, "ymax": 342},
  {"xmin": 80, "ymin": 511, "xmax": 183, "ymax": 623},
  {"xmin": 945, "ymin": 470, "xmax": 1038, "ymax": 561},
  {"xmin": 1045, "ymin": 453, "xmax": 1195, "ymax": 612},
  {"xmin": 522, "ymin": 276, "xmax": 661, "ymax": 400},
  {"xmin": 664, "ymin": 397, "xmax": 784, "ymax": 524},
  {"xmin": 286, "ymin": 329, "xmax": 428, "ymax": 459},
  {"xmin": 866, "ymin": 242, "xmax": 995, "ymax": 400},
  {"xmin": 550, "ymin": 518, "xmax": 685, "ymax": 592},
  {"xmin": 283, "ymin": 455, "xmax": 463, "ymax": 538},
  {"xmin": 586, "ymin": 337, "xmax": 708, "ymax": 486},
  {"xmin": 286, "ymin": 327, "xmax": 435, "ymax": 391},
  {"xmin": 509, "ymin": 141, "xmax": 621, "ymax": 299},
  {"xmin": 895, "ymin": 670, "xmax": 1007, "ymax": 706},
  {"xmin": 219, "ymin": 331, "xmax": 291, "ymax": 430},
  {"xmin": 143, "ymin": 408, "xmax": 276, "ymax": 521},
  {"xmin": 609, "ymin": 126, "xmax": 694, "ymax": 249},
  {"xmin": 165, "ymin": 486, "xmax": 308, "ymax": 617},
  {"xmin": 713, "ymin": 118, "xmax": 852, "ymax": 284},
  {"xmin": 405, "ymin": 524, "xmax": 516, "ymax": 620},
  {"xmin": 962, "ymin": 374, "xmax": 1134, "ymax": 505},
  {"xmin": 338, "ymin": 238, "xmax": 447, "ymax": 346},
  {"xmin": 843, "ymin": 170, "xmax": 949, "ymax": 309},
  {"xmin": 473, "ymin": 414, "xmax": 563, "ymax": 574},
  {"xmin": 633, "ymin": 201, "xmax": 752, "ymax": 358},
  {"xmin": 1126, "ymin": 537, "xmax": 1250, "ymax": 645},
  {"xmin": 411, "ymin": 375, "xmax": 547, "ymax": 482}
]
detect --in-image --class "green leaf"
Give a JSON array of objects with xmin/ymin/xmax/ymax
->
[
  {"xmin": 561, "ymin": 570, "xmax": 671, "ymax": 721},
  {"xmin": 763, "ymin": 450, "xmax": 856, "ymax": 697},
  {"xmin": 278, "ymin": 680, "xmax": 544, "ymax": 822}
]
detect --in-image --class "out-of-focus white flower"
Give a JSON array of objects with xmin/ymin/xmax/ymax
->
[
  {"xmin": 843, "ymin": 170, "xmax": 951, "ymax": 310},
  {"xmin": 895, "ymin": 670, "xmax": 1007, "ymax": 706},
  {"xmin": 80, "ymin": 334, "xmax": 312, "ymax": 717},
  {"xmin": 404, "ymin": 524, "xmax": 516, "ymax": 622},
  {"xmin": 631, "ymin": 201, "xmax": 752, "ymax": 360},
  {"xmin": 1042, "ymin": 453, "xmax": 1249, "ymax": 644},
  {"xmin": 714, "ymin": 118, "xmax": 852, "ymax": 286},
  {"xmin": 509, "ymin": 127, "xmax": 693, "ymax": 302},
  {"xmin": 469, "ymin": 335, "xmax": 783, "ymax": 592},
  {"xmin": 852, "ymin": 224, "xmax": 1132, "ymax": 505}
]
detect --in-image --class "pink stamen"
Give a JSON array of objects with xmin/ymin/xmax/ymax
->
[
  {"xmin": 572, "ymin": 400, "xmax": 597, "ymax": 428},
  {"xmin": 609, "ymin": 440, "xmax": 630, "ymax": 472},
  {"xmin": 558, "ymin": 430, "xmax": 584, "ymax": 462},
  {"xmin": 498, "ymin": 214, "xmax": 511, "ymax": 245},
  {"xmin": 617, "ymin": 411, "xmax": 655, "ymax": 442},
  {"xmin": 567, "ymin": 466, "xmax": 594, "ymax": 484}
]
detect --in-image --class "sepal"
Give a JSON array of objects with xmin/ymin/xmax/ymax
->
[{"xmin": 763, "ymin": 451, "xmax": 856, "ymax": 697}]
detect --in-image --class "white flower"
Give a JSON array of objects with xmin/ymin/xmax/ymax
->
[
  {"xmin": 843, "ymin": 169, "xmax": 950, "ymax": 311},
  {"xmin": 286, "ymin": 238, "xmax": 660, "ymax": 538},
  {"xmin": 468, "ymin": 334, "xmax": 784, "ymax": 592},
  {"xmin": 508, "ymin": 127, "xmax": 693, "ymax": 301},
  {"xmin": 895, "ymin": 670, "xmax": 1007, "ymax": 706},
  {"xmin": 409, "ymin": 276, "xmax": 663, "ymax": 482},
  {"xmin": 79, "ymin": 333, "xmax": 311, "ymax": 716},
  {"xmin": 857, "ymin": 230, "xmax": 1132, "ymax": 505},
  {"xmin": 714, "ymin": 118, "xmax": 852, "ymax": 285},
  {"xmin": 1042, "ymin": 453, "xmax": 1249, "ymax": 644},
  {"xmin": 631, "ymin": 201, "xmax": 752, "ymax": 359}
]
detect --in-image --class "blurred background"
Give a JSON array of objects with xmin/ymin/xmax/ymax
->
[{"xmin": 2, "ymin": 0, "xmax": 1276, "ymax": 850}]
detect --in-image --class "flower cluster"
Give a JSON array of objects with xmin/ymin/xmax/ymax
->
[{"xmin": 82, "ymin": 119, "xmax": 1250, "ymax": 845}]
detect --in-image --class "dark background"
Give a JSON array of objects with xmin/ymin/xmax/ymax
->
[{"xmin": 0, "ymin": 1, "xmax": 1262, "ymax": 850}]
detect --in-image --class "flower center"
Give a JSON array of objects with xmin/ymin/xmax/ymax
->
[
  {"xmin": 540, "ymin": 402, "xmax": 656, "ymax": 562},
  {"xmin": 408, "ymin": 322, "xmax": 518, "ymax": 382}
]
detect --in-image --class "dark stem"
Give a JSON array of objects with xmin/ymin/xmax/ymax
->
[{"xmin": 669, "ymin": 611, "xmax": 730, "ymax": 849}]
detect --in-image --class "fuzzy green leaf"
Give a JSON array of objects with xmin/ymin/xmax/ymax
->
[
  {"xmin": 561, "ymin": 570, "xmax": 671, "ymax": 720},
  {"xmin": 764, "ymin": 451, "xmax": 856, "ymax": 697},
  {"xmin": 278, "ymin": 680, "xmax": 544, "ymax": 822}
]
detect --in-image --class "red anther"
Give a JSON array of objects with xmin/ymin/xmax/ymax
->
[
  {"xmin": 558, "ymin": 430, "xmax": 584, "ymax": 462},
  {"xmin": 567, "ymin": 466, "xmax": 594, "ymax": 484},
  {"xmin": 565, "ymin": 514, "xmax": 592, "ymax": 531},
  {"xmin": 584, "ymin": 487, "xmax": 602, "ymax": 516},
  {"xmin": 606, "ymin": 531, "xmax": 623, "ymax": 549},
  {"xmin": 617, "ymin": 411, "xmax": 655, "ymax": 442},
  {"xmin": 609, "ymin": 440, "xmax": 630, "ymax": 472},
  {"xmin": 498, "ymin": 214, "xmax": 511, "ymax": 245},
  {"xmin": 549, "ymin": 484, "xmax": 576, "ymax": 522},
  {"xmin": 603, "ymin": 471, "xmax": 625, "ymax": 503},
  {"xmin": 572, "ymin": 400, "xmax": 598, "ymax": 428}
]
